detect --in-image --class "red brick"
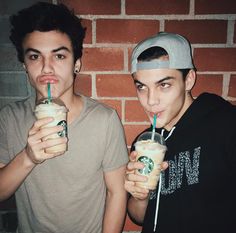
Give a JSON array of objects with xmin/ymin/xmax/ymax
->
[
  {"xmin": 165, "ymin": 20, "xmax": 227, "ymax": 43},
  {"xmin": 126, "ymin": 0, "xmax": 189, "ymax": 14},
  {"xmin": 194, "ymin": 48, "xmax": 236, "ymax": 71},
  {"xmin": 234, "ymin": 23, "xmax": 236, "ymax": 43},
  {"xmin": 228, "ymin": 75, "xmax": 236, "ymax": 97},
  {"xmin": 128, "ymin": 47, "xmax": 133, "ymax": 73},
  {"xmin": 96, "ymin": 74, "xmax": 136, "ymax": 97},
  {"xmin": 59, "ymin": 0, "xmax": 120, "ymax": 14},
  {"xmin": 82, "ymin": 19, "xmax": 92, "ymax": 44},
  {"xmin": 96, "ymin": 19, "xmax": 159, "ymax": 43},
  {"xmin": 124, "ymin": 215, "xmax": 142, "ymax": 231},
  {"xmin": 192, "ymin": 74, "xmax": 223, "ymax": 97},
  {"xmin": 99, "ymin": 99, "xmax": 122, "ymax": 119},
  {"xmin": 195, "ymin": 0, "xmax": 236, "ymax": 14},
  {"xmin": 125, "ymin": 100, "xmax": 149, "ymax": 122},
  {"xmin": 81, "ymin": 48, "xmax": 124, "ymax": 71},
  {"xmin": 74, "ymin": 74, "xmax": 92, "ymax": 97},
  {"xmin": 124, "ymin": 125, "xmax": 149, "ymax": 146}
]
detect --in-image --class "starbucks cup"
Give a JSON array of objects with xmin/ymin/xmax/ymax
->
[
  {"xmin": 135, "ymin": 131, "xmax": 167, "ymax": 190},
  {"xmin": 34, "ymin": 98, "xmax": 68, "ymax": 154}
]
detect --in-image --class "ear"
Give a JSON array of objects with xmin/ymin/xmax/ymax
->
[
  {"xmin": 74, "ymin": 59, "xmax": 81, "ymax": 74},
  {"xmin": 22, "ymin": 63, "xmax": 28, "ymax": 73},
  {"xmin": 185, "ymin": 69, "xmax": 196, "ymax": 91}
]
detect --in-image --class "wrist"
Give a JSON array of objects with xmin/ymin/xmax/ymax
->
[{"xmin": 22, "ymin": 149, "xmax": 39, "ymax": 168}]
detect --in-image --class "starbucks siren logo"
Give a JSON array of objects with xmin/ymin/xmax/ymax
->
[
  {"xmin": 57, "ymin": 120, "xmax": 67, "ymax": 137},
  {"xmin": 137, "ymin": 156, "xmax": 154, "ymax": 175}
]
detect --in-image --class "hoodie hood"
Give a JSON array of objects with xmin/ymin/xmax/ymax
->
[
  {"xmin": 179, "ymin": 92, "xmax": 232, "ymax": 126},
  {"xmin": 166, "ymin": 92, "xmax": 233, "ymax": 136}
]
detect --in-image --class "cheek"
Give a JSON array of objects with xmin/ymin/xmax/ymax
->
[
  {"xmin": 137, "ymin": 92, "xmax": 148, "ymax": 107},
  {"xmin": 166, "ymin": 92, "xmax": 185, "ymax": 115},
  {"xmin": 26, "ymin": 75, "xmax": 37, "ymax": 89},
  {"xmin": 61, "ymin": 66, "xmax": 74, "ymax": 78}
]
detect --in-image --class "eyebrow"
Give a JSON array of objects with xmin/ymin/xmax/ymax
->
[
  {"xmin": 133, "ymin": 76, "xmax": 175, "ymax": 86},
  {"xmin": 24, "ymin": 46, "xmax": 71, "ymax": 54}
]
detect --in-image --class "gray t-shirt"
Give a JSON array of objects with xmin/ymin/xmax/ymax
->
[{"xmin": 0, "ymin": 95, "xmax": 128, "ymax": 233}]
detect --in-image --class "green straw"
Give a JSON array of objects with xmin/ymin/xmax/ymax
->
[
  {"xmin": 47, "ymin": 82, "xmax": 51, "ymax": 103},
  {"xmin": 151, "ymin": 114, "xmax": 157, "ymax": 141}
]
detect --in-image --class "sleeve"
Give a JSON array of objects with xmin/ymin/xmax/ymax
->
[
  {"xmin": 226, "ymin": 125, "xmax": 236, "ymax": 173},
  {"xmin": 225, "ymin": 108, "xmax": 236, "ymax": 174},
  {"xmin": 0, "ymin": 107, "xmax": 11, "ymax": 164},
  {"xmin": 102, "ymin": 110, "xmax": 129, "ymax": 172}
]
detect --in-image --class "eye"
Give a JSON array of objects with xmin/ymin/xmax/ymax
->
[
  {"xmin": 29, "ymin": 54, "xmax": 39, "ymax": 60},
  {"xmin": 160, "ymin": 82, "xmax": 171, "ymax": 89},
  {"xmin": 55, "ymin": 54, "xmax": 66, "ymax": 59},
  {"xmin": 135, "ymin": 83, "xmax": 146, "ymax": 91}
]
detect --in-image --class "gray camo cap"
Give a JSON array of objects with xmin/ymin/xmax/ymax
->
[{"xmin": 131, "ymin": 32, "xmax": 195, "ymax": 74}]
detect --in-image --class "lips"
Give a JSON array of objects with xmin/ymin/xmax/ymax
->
[
  {"xmin": 38, "ymin": 75, "xmax": 58, "ymax": 84},
  {"xmin": 149, "ymin": 111, "xmax": 162, "ymax": 118}
]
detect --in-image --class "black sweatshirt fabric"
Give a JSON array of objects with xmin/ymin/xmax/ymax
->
[{"xmin": 131, "ymin": 93, "xmax": 236, "ymax": 233}]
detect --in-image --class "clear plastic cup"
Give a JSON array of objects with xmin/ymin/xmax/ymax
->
[
  {"xmin": 34, "ymin": 98, "xmax": 68, "ymax": 154},
  {"xmin": 135, "ymin": 131, "xmax": 167, "ymax": 190}
]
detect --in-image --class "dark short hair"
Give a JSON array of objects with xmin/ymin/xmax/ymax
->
[
  {"xmin": 137, "ymin": 46, "xmax": 192, "ymax": 80},
  {"xmin": 9, "ymin": 2, "xmax": 86, "ymax": 63}
]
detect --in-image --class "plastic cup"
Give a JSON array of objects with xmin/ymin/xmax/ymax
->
[
  {"xmin": 135, "ymin": 131, "xmax": 167, "ymax": 190},
  {"xmin": 34, "ymin": 98, "xmax": 68, "ymax": 154}
]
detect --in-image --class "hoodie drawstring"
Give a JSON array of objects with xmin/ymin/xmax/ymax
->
[{"xmin": 153, "ymin": 127, "xmax": 176, "ymax": 232}]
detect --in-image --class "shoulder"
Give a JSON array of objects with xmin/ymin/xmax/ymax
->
[
  {"xmin": 0, "ymin": 97, "xmax": 35, "ymax": 123},
  {"xmin": 193, "ymin": 92, "xmax": 236, "ymax": 118},
  {"xmin": 83, "ymin": 96, "xmax": 116, "ymax": 116},
  {"xmin": 1, "ymin": 97, "xmax": 34, "ymax": 114},
  {"xmin": 196, "ymin": 93, "xmax": 236, "ymax": 133}
]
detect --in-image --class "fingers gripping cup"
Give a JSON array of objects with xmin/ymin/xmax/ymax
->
[
  {"xmin": 34, "ymin": 98, "xmax": 68, "ymax": 154},
  {"xmin": 135, "ymin": 132, "xmax": 167, "ymax": 190}
]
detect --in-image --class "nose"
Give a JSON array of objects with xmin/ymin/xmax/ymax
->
[
  {"xmin": 42, "ymin": 57, "xmax": 54, "ymax": 74},
  {"xmin": 147, "ymin": 89, "xmax": 160, "ymax": 106}
]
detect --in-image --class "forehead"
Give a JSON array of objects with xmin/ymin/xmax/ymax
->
[
  {"xmin": 133, "ymin": 68, "xmax": 183, "ymax": 83},
  {"xmin": 22, "ymin": 30, "xmax": 72, "ymax": 52}
]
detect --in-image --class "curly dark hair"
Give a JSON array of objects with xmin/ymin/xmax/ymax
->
[{"xmin": 9, "ymin": 2, "xmax": 86, "ymax": 63}]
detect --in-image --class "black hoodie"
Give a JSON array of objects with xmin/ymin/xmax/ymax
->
[{"xmin": 131, "ymin": 93, "xmax": 236, "ymax": 233}]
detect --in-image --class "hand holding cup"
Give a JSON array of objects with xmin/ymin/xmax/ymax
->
[
  {"xmin": 34, "ymin": 98, "xmax": 68, "ymax": 154},
  {"xmin": 26, "ymin": 116, "xmax": 68, "ymax": 164},
  {"xmin": 134, "ymin": 132, "xmax": 167, "ymax": 190}
]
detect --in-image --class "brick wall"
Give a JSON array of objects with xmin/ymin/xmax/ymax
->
[{"xmin": 0, "ymin": 0, "xmax": 236, "ymax": 232}]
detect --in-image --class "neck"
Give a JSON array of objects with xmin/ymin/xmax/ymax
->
[{"xmin": 63, "ymin": 93, "xmax": 83, "ymax": 124}]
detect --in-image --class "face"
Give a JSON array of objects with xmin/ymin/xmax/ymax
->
[
  {"xmin": 22, "ymin": 30, "xmax": 80, "ymax": 101},
  {"xmin": 133, "ymin": 68, "xmax": 195, "ymax": 131}
]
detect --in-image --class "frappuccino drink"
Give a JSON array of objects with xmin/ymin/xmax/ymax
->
[
  {"xmin": 34, "ymin": 98, "xmax": 68, "ymax": 154},
  {"xmin": 135, "ymin": 132, "xmax": 167, "ymax": 190}
]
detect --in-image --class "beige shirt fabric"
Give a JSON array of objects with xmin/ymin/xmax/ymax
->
[{"xmin": 0, "ymin": 95, "xmax": 128, "ymax": 233}]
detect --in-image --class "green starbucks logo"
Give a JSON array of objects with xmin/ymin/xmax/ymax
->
[
  {"xmin": 57, "ymin": 120, "xmax": 67, "ymax": 137},
  {"xmin": 137, "ymin": 156, "xmax": 154, "ymax": 175}
]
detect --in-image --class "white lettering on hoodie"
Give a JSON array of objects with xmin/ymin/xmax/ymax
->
[{"xmin": 161, "ymin": 146, "xmax": 201, "ymax": 195}]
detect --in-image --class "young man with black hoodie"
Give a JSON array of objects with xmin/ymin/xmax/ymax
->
[{"xmin": 124, "ymin": 32, "xmax": 236, "ymax": 233}]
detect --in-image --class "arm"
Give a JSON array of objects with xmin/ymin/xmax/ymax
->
[
  {"xmin": 0, "ymin": 117, "xmax": 67, "ymax": 201},
  {"xmin": 124, "ymin": 151, "xmax": 169, "ymax": 224},
  {"xmin": 0, "ymin": 150, "xmax": 35, "ymax": 201},
  {"xmin": 102, "ymin": 165, "xmax": 127, "ymax": 233},
  {"xmin": 127, "ymin": 195, "xmax": 149, "ymax": 225},
  {"xmin": 124, "ymin": 151, "xmax": 149, "ymax": 224}
]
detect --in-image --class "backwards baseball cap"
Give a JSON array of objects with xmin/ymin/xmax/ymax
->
[{"xmin": 131, "ymin": 32, "xmax": 195, "ymax": 74}]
